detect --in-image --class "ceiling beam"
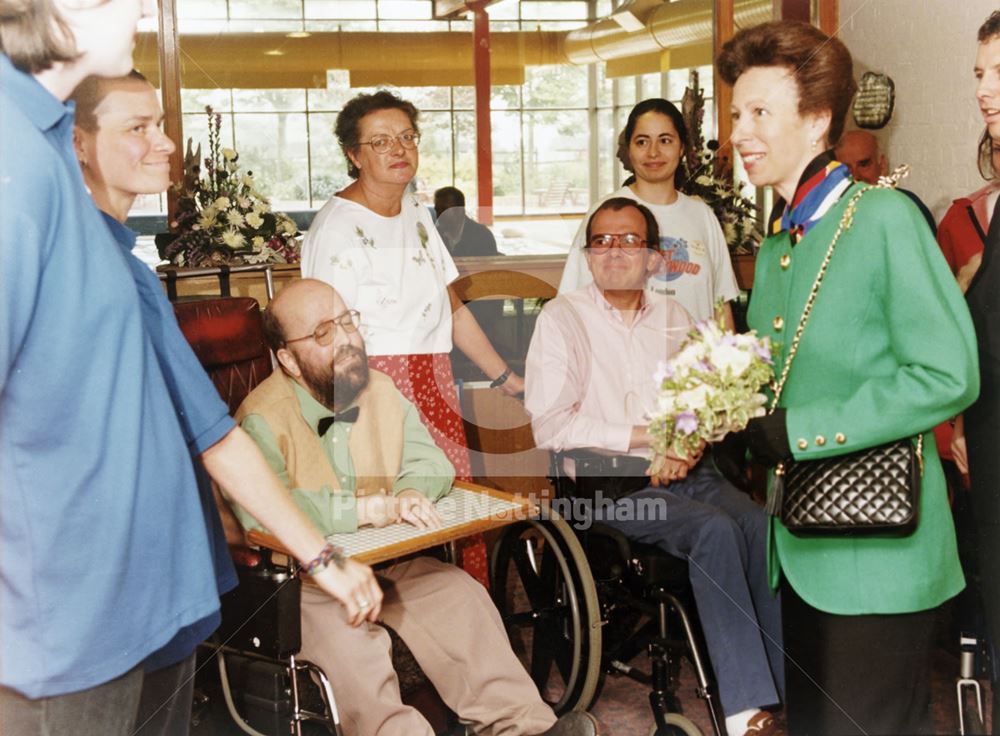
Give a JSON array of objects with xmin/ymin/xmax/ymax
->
[{"xmin": 433, "ymin": 0, "xmax": 504, "ymax": 20}]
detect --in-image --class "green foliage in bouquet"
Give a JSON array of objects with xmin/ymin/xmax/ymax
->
[{"xmin": 164, "ymin": 106, "xmax": 300, "ymax": 267}]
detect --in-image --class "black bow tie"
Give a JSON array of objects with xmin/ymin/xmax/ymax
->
[{"xmin": 318, "ymin": 407, "xmax": 360, "ymax": 436}]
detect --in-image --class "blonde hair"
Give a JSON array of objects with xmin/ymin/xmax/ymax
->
[{"xmin": 0, "ymin": 0, "xmax": 77, "ymax": 73}]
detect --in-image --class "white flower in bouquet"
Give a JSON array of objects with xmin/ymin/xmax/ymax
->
[
  {"xmin": 197, "ymin": 207, "xmax": 218, "ymax": 230},
  {"xmin": 648, "ymin": 304, "xmax": 774, "ymax": 469},
  {"xmin": 221, "ymin": 228, "xmax": 245, "ymax": 250}
]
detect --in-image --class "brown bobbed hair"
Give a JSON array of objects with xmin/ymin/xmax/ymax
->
[
  {"xmin": 979, "ymin": 10, "xmax": 1000, "ymax": 43},
  {"xmin": 585, "ymin": 197, "xmax": 660, "ymax": 249},
  {"xmin": 0, "ymin": 0, "xmax": 78, "ymax": 73},
  {"xmin": 70, "ymin": 70, "xmax": 151, "ymax": 132},
  {"xmin": 334, "ymin": 90, "xmax": 419, "ymax": 179},
  {"xmin": 716, "ymin": 21, "xmax": 857, "ymax": 146}
]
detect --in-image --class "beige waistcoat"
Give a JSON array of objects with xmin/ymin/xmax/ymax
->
[{"xmin": 235, "ymin": 369, "xmax": 404, "ymax": 496}]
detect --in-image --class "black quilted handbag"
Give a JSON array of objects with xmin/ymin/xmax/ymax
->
[
  {"xmin": 763, "ymin": 181, "xmax": 923, "ymax": 537},
  {"xmin": 777, "ymin": 437, "xmax": 921, "ymax": 536}
]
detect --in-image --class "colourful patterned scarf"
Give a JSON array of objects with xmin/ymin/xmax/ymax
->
[{"xmin": 768, "ymin": 151, "xmax": 853, "ymax": 245}]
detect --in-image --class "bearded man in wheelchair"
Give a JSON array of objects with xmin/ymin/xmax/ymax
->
[
  {"xmin": 525, "ymin": 199, "xmax": 784, "ymax": 736},
  {"xmin": 230, "ymin": 278, "xmax": 598, "ymax": 736}
]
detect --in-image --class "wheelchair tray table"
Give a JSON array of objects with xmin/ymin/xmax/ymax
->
[{"xmin": 248, "ymin": 481, "xmax": 537, "ymax": 567}]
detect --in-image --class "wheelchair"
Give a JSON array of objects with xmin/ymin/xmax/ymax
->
[
  {"xmin": 489, "ymin": 450, "xmax": 723, "ymax": 736},
  {"xmin": 173, "ymin": 296, "xmax": 462, "ymax": 736}
]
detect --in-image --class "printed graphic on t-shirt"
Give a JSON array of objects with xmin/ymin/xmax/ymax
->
[{"xmin": 652, "ymin": 235, "xmax": 703, "ymax": 283}]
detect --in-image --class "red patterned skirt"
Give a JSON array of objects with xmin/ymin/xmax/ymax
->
[{"xmin": 368, "ymin": 353, "xmax": 488, "ymax": 587}]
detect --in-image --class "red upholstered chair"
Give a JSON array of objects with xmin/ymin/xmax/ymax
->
[
  {"xmin": 172, "ymin": 296, "xmax": 455, "ymax": 736},
  {"xmin": 172, "ymin": 297, "xmax": 273, "ymax": 415}
]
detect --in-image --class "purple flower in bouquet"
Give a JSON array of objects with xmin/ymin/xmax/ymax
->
[{"xmin": 676, "ymin": 411, "xmax": 699, "ymax": 435}]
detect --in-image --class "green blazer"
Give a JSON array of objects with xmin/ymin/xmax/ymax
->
[{"xmin": 748, "ymin": 183, "xmax": 979, "ymax": 615}]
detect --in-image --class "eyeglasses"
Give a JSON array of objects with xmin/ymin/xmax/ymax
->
[
  {"xmin": 358, "ymin": 131, "xmax": 421, "ymax": 154},
  {"xmin": 587, "ymin": 232, "xmax": 648, "ymax": 254},
  {"xmin": 284, "ymin": 310, "xmax": 361, "ymax": 347}
]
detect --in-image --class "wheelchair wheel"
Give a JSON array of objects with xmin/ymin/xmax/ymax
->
[
  {"xmin": 649, "ymin": 713, "xmax": 703, "ymax": 736},
  {"xmin": 490, "ymin": 515, "xmax": 601, "ymax": 715}
]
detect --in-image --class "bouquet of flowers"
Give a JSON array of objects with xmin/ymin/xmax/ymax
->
[
  {"xmin": 680, "ymin": 70, "xmax": 762, "ymax": 255},
  {"xmin": 162, "ymin": 106, "xmax": 300, "ymax": 267},
  {"xmin": 648, "ymin": 307, "xmax": 774, "ymax": 470}
]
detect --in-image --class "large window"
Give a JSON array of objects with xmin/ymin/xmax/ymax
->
[{"xmin": 132, "ymin": 0, "xmax": 715, "ymax": 237}]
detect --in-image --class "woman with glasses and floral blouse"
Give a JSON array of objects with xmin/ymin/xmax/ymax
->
[{"xmin": 302, "ymin": 90, "xmax": 515, "ymax": 584}]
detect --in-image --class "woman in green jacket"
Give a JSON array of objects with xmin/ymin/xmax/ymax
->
[{"xmin": 718, "ymin": 21, "xmax": 979, "ymax": 736}]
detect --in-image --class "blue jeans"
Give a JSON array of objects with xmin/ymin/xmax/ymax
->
[{"xmin": 598, "ymin": 462, "xmax": 785, "ymax": 715}]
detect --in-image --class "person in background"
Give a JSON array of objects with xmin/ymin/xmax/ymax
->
[
  {"xmin": 558, "ymin": 98, "xmax": 739, "ymax": 330},
  {"xmin": 834, "ymin": 129, "xmax": 937, "ymax": 233},
  {"xmin": 931, "ymin": 132, "xmax": 999, "ymax": 491},
  {"xmin": 0, "ymin": 7, "xmax": 377, "ymax": 727},
  {"xmin": 433, "ymin": 185, "xmax": 506, "ymax": 355},
  {"xmin": 233, "ymin": 278, "xmax": 599, "ymax": 736},
  {"xmin": 954, "ymin": 11, "xmax": 1000, "ymax": 732},
  {"xmin": 720, "ymin": 19, "xmax": 978, "ymax": 735},
  {"xmin": 433, "ymin": 185, "xmax": 499, "ymax": 258},
  {"xmin": 938, "ymin": 130, "xmax": 1000, "ymax": 293}
]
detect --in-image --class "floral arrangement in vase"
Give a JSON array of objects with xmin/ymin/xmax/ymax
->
[
  {"xmin": 647, "ymin": 304, "xmax": 774, "ymax": 468},
  {"xmin": 680, "ymin": 70, "xmax": 762, "ymax": 255},
  {"xmin": 161, "ymin": 106, "xmax": 300, "ymax": 267}
]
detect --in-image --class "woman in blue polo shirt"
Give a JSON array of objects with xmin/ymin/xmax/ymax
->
[{"xmin": 0, "ymin": 4, "xmax": 380, "ymax": 735}]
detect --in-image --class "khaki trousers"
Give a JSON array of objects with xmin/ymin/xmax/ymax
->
[{"xmin": 299, "ymin": 556, "xmax": 557, "ymax": 736}]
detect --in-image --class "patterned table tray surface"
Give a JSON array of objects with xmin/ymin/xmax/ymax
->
[{"xmin": 328, "ymin": 487, "xmax": 528, "ymax": 558}]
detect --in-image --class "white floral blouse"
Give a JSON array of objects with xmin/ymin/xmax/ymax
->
[{"xmin": 301, "ymin": 193, "xmax": 459, "ymax": 356}]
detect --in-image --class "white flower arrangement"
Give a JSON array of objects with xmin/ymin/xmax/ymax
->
[
  {"xmin": 648, "ymin": 306, "xmax": 774, "ymax": 469},
  {"xmin": 161, "ymin": 106, "xmax": 301, "ymax": 268}
]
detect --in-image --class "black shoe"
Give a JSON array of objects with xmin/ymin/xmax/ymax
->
[{"xmin": 538, "ymin": 711, "xmax": 600, "ymax": 736}]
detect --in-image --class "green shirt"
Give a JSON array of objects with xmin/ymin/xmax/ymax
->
[{"xmin": 238, "ymin": 380, "xmax": 454, "ymax": 536}]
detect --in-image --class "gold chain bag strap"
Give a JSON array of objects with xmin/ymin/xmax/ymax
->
[{"xmin": 763, "ymin": 167, "xmax": 924, "ymax": 536}]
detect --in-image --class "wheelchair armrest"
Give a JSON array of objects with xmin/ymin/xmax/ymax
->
[
  {"xmin": 245, "ymin": 528, "xmax": 290, "ymax": 556},
  {"xmin": 588, "ymin": 522, "xmax": 634, "ymax": 564}
]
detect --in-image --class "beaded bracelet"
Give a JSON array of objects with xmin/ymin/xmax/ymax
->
[{"xmin": 301, "ymin": 542, "xmax": 347, "ymax": 576}]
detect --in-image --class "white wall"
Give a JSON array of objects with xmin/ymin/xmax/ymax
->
[{"xmin": 838, "ymin": 0, "xmax": 996, "ymax": 220}]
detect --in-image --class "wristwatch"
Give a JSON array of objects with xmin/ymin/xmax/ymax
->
[{"xmin": 489, "ymin": 368, "xmax": 512, "ymax": 389}]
